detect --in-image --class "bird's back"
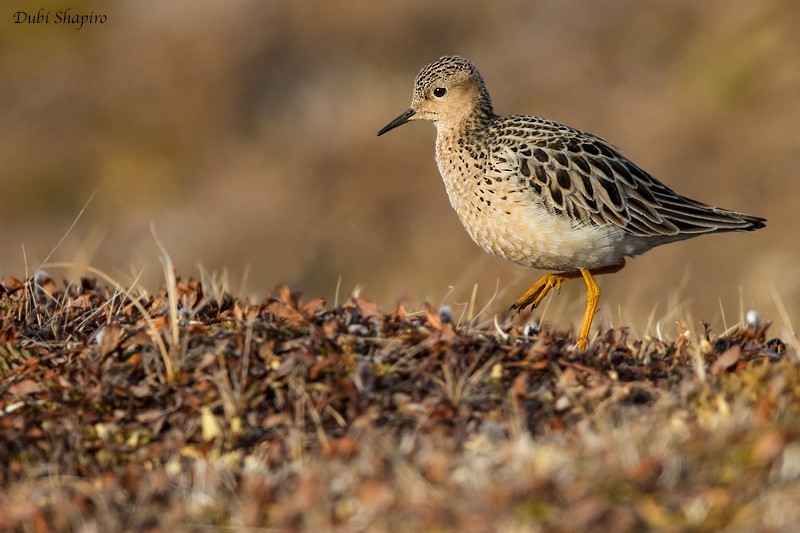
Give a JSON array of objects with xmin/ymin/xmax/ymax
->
[{"xmin": 435, "ymin": 113, "xmax": 765, "ymax": 270}]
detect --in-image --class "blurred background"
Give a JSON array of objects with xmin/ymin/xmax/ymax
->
[{"xmin": 3, "ymin": 0, "xmax": 799, "ymax": 339}]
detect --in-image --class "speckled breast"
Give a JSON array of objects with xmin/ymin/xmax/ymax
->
[{"xmin": 434, "ymin": 132, "xmax": 627, "ymax": 271}]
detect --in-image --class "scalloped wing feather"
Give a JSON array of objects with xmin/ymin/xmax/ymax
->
[{"xmin": 490, "ymin": 118, "xmax": 765, "ymax": 239}]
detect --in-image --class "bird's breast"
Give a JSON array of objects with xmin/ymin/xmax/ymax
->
[{"xmin": 434, "ymin": 135, "xmax": 625, "ymax": 271}]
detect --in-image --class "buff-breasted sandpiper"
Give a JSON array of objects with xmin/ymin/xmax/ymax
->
[{"xmin": 378, "ymin": 56, "xmax": 766, "ymax": 349}]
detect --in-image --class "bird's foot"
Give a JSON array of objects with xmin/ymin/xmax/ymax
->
[{"xmin": 510, "ymin": 274, "xmax": 569, "ymax": 312}]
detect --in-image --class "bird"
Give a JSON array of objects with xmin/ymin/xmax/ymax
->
[{"xmin": 377, "ymin": 55, "xmax": 766, "ymax": 349}]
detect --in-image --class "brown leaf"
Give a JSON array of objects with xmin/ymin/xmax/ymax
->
[
  {"xmin": 510, "ymin": 371, "xmax": 529, "ymax": 398},
  {"xmin": 0, "ymin": 327, "xmax": 18, "ymax": 343},
  {"xmin": 263, "ymin": 413, "xmax": 287, "ymax": 428},
  {"xmin": 129, "ymin": 383, "xmax": 152, "ymax": 398},
  {"xmin": 423, "ymin": 302, "xmax": 441, "ymax": 330},
  {"xmin": 323, "ymin": 436, "xmax": 360, "ymax": 458},
  {"xmin": 126, "ymin": 353, "xmax": 142, "ymax": 367},
  {"xmin": 439, "ymin": 322, "xmax": 457, "ymax": 342},
  {"xmin": 302, "ymin": 297, "xmax": 326, "ymax": 317},
  {"xmin": 97, "ymin": 324, "xmax": 123, "ymax": 358},
  {"xmin": 358, "ymin": 480, "xmax": 395, "ymax": 514},
  {"xmin": 265, "ymin": 299, "xmax": 306, "ymax": 326},
  {"xmin": 121, "ymin": 331, "xmax": 151, "ymax": 349},
  {"xmin": 152, "ymin": 315, "xmax": 169, "ymax": 332},
  {"xmin": 355, "ymin": 297, "xmax": 382, "ymax": 318},
  {"xmin": 9, "ymin": 379, "xmax": 43, "ymax": 396},
  {"xmin": 559, "ymin": 367, "xmax": 579, "ymax": 388},
  {"xmin": 276, "ymin": 283, "xmax": 302, "ymax": 308},
  {"xmin": 309, "ymin": 356, "xmax": 335, "ymax": 379},
  {"xmin": 529, "ymin": 358, "xmax": 550, "ymax": 370},
  {"xmin": 753, "ymin": 431, "xmax": 786, "ymax": 463},
  {"xmin": 176, "ymin": 280, "xmax": 192, "ymax": 296},
  {"xmin": 547, "ymin": 416, "xmax": 565, "ymax": 433},
  {"xmin": 277, "ymin": 283, "xmax": 291, "ymax": 303},
  {"xmin": 712, "ymin": 344, "xmax": 741, "ymax": 374},
  {"xmin": 628, "ymin": 456, "xmax": 663, "ymax": 485}
]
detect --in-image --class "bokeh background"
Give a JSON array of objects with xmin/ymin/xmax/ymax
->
[{"xmin": 3, "ymin": 0, "xmax": 799, "ymax": 339}]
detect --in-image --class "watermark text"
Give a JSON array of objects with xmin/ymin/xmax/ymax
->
[{"xmin": 13, "ymin": 8, "xmax": 107, "ymax": 30}]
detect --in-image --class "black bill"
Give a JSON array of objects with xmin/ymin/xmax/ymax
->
[{"xmin": 377, "ymin": 108, "xmax": 415, "ymax": 136}]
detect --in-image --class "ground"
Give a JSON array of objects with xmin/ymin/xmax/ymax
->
[{"xmin": 1, "ymin": 273, "xmax": 798, "ymax": 531}]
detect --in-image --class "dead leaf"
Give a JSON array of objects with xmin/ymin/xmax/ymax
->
[
  {"xmin": 9, "ymin": 379, "xmax": 43, "ymax": 396},
  {"xmin": 358, "ymin": 480, "xmax": 394, "ymax": 513},
  {"xmin": 265, "ymin": 299, "xmax": 306, "ymax": 325},
  {"xmin": 309, "ymin": 356, "xmax": 335, "ymax": 379},
  {"xmin": 559, "ymin": 367, "xmax": 579, "ymax": 388},
  {"xmin": 96, "ymin": 324, "xmax": 122, "ymax": 358},
  {"xmin": 712, "ymin": 344, "xmax": 741, "ymax": 374},
  {"xmin": 152, "ymin": 315, "xmax": 169, "ymax": 332},
  {"xmin": 753, "ymin": 431, "xmax": 785, "ymax": 463},
  {"xmin": 324, "ymin": 436, "xmax": 359, "ymax": 458},
  {"xmin": 510, "ymin": 371, "xmax": 529, "ymax": 398},
  {"xmin": 439, "ymin": 322, "xmax": 457, "ymax": 342},
  {"xmin": 129, "ymin": 383, "xmax": 152, "ymax": 398},
  {"xmin": 355, "ymin": 297, "xmax": 382, "ymax": 318},
  {"xmin": 302, "ymin": 297, "xmax": 326, "ymax": 317},
  {"xmin": 423, "ymin": 302, "xmax": 441, "ymax": 330},
  {"xmin": 121, "ymin": 331, "xmax": 152, "ymax": 349},
  {"xmin": 263, "ymin": 414, "xmax": 287, "ymax": 428}
]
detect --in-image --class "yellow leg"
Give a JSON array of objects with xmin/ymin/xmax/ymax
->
[
  {"xmin": 576, "ymin": 269, "xmax": 600, "ymax": 350},
  {"xmin": 512, "ymin": 261, "xmax": 626, "ymax": 350},
  {"xmin": 510, "ymin": 272, "xmax": 580, "ymax": 311}
]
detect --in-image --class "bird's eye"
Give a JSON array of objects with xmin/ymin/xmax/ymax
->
[{"xmin": 433, "ymin": 87, "xmax": 447, "ymax": 98}]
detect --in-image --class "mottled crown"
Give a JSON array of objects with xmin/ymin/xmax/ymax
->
[{"xmin": 414, "ymin": 56, "xmax": 493, "ymax": 110}]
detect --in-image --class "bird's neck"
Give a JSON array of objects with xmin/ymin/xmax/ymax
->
[
  {"xmin": 465, "ymin": 99, "xmax": 495, "ymax": 128},
  {"xmin": 435, "ymin": 94, "xmax": 495, "ymax": 132},
  {"xmin": 436, "ymin": 107, "xmax": 494, "ymax": 148}
]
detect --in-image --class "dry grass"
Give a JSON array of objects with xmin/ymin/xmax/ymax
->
[{"xmin": 1, "ymin": 266, "xmax": 798, "ymax": 531}]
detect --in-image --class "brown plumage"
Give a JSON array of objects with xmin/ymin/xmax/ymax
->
[{"xmin": 378, "ymin": 55, "xmax": 765, "ymax": 349}]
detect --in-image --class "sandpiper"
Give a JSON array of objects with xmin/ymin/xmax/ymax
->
[{"xmin": 378, "ymin": 56, "xmax": 765, "ymax": 349}]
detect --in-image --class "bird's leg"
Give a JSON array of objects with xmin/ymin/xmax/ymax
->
[
  {"xmin": 576, "ymin": 269, "xmax": 600, "ymax": 350},
  {"xmin": 510, "ymin": 271, "xmax": 581, "ymax": 311},
  {"xmin": 512, "ymin": 261, "xmax": 626, "ymax": 349},
  {"xmin": 575, "ymin": 261, "xmax": 626, "ymax": 350}
]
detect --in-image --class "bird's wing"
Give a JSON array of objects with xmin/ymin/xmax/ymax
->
[{"xmin": 491, "ymin": 121, "xmax": 763, "ymax": 237}]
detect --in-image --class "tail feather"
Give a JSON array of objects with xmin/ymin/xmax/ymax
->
[
  {"xmin": 659, "ymin": 198, "xmax": 766, "ymax": 235},
  {"xmin": 704, "ymin": 209, "xmax": 766, "ymax": 233}
]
